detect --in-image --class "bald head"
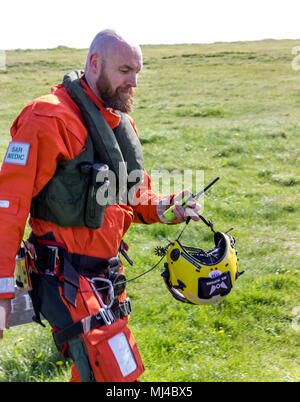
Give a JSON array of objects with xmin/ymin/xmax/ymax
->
[
  {"xmin": 85, "ymin": 29, "xmax": 142, "ymax": 75},
  {"xmin": 84, "ymin": 29, "xmax": 143, "ymax": 112}
]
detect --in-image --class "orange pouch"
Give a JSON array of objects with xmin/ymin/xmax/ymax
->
[
  {"xmin": 60, "ymin": 276, "xmax": 144, "ymax": 382},
  {"xmin": 85, "ymin": 322, "xmax": 144, "ymax": 382}
]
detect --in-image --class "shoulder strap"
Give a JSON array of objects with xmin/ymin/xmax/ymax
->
[
  {"xmin": 62, "ymin": 71, "xmax": 127, "ymax": 188},
  {"xmin": 113, "ymin": 111, "xmax": 144, "ymax": 192}
]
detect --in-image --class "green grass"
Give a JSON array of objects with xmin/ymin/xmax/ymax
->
[{"xmin": 1, "ymin": 39, "xmax": 300, "ymax": 382}]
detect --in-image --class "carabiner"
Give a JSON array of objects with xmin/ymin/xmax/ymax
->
[{"xmin": 87, "ymin": 277, "xmax": 115, "ymax": 309}]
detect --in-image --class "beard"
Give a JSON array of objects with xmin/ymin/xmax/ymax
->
[{"xmin": 96, "ymin": 71, "xmax": 135, "ymax": 114}]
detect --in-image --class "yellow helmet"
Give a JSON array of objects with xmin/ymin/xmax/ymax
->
[{"xmin": 162, "ymin": 231, "xmax": 243, "ymax": 305}]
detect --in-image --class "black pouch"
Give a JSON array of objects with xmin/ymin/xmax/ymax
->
[
  {"xmin": 198, "ymin": 271, "xmax": 232, "ymax": 299},
  {"xmin": 83, "ymin": 163, "xmax": 110, "ymax": 229}
]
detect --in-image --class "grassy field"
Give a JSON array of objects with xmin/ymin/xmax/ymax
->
[{"xmin": 0, "ymin": 39, "xmax": 300, "ymax": 382}]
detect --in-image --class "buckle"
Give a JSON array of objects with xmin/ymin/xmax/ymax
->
[
  {"xmin": 96, "ymin": 307, "xmax": 116, "ymax": 326},
  {"xmin": 119, "ymin": 297, "xmax": 132, "ymax": 317},
  {"xmin": 45, "ymin": 246, "xmax": 59, "ymax": 276},
  {"xmin": 108, "ymin": 256, "xmax": 120, "ymax": 273}
]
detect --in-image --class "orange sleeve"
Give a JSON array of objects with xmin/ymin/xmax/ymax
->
[
  {"xmin": 0, "ymin": 105, "xmax": 75, "ymax": 297},
  {"xmin": 131, "ymin": 170, "xmax": 175, "ymax": 224},
  {"xmin": 126, "ymin": 119, "xmax": 175, "ymax": 224}
]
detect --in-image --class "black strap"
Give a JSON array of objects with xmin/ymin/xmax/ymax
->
[
  {"xmin": 28, "ymin": 273, "xmax": 46, "ymax": 327},
  {"xmin": 62, "ymin": 256, "xmax": 80, "ymax": 307},
  {"xmin": 53, "ymin": 298, "xmax": 132, "ymax": 348},
  {"xmin": 120, "ymin": 240, "xmax": 133, "ymax": 266},
  {"xmin": 198, "ymin": 214, "xmax": 215, "ymax": 232},
  {"xmin": 33, "ymin": 242, "xmax": 121, "ymax": 307},
  {"xmin": 54, "ymin": 320, "xmax": 84, "ymax": 347},
  {"xmin": 63, "ymin": 251, "xmax": 121, "ymax": 307}
]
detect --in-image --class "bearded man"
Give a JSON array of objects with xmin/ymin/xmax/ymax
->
[{"xmin": 0, "ymin": 29, "xmax": 200, "ymax": 382}]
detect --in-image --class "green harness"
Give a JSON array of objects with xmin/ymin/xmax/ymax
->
[{"xmin": 30, "ymin": 71, "xmax": 144, "ymax": 229}]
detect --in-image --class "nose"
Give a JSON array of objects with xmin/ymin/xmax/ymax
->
[{"xmin": 127, "ymin": 73, "xmax": 137, "ymax": 88}]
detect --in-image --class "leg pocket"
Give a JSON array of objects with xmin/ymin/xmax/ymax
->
[{"xmin": 85, "ymin": 325, "xmax": 144, "ymax": 382}]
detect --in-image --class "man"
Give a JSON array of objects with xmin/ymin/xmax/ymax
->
[{"xmin": 0, "ymin": 30, "xmax": 200, "ymax": 381}]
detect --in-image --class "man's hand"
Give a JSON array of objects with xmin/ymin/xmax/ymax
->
[
  {"xmin": 0, "ymin": 298, "xmax": 12, "ymax": 338},
  {"xmin": 171, "ymin": 190, "xmax": 201, "ymax": 223}
]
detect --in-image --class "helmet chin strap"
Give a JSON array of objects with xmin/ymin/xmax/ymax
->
[
  {"xmin": 196, "ymin": 214, "xmax": 215, "ymax": 233},
  {"xmin": 177, "ymin": 213, "xmax": 215, "ymax": 242}
]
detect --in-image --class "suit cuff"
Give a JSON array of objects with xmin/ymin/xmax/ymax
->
[{"xmin": 156, "ymin": 194, "xmax": 175, "ymax": 224}]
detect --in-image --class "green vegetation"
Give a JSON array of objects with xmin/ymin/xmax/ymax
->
[{"xmin": 0, "ymin": 40, "xmax": 300, "ymax": 382}]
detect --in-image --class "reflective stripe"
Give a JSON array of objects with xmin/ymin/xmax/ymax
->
[
  {"xmin": 0, "ymin": 200, "xmax": 9, "ymax": 208},
  {"xmin": 108, "ymin": 332, "xmax": 137, "ymax": 377},
  {"xmin": 0, "ymin": 277, "xmax": 15, "ymax": 294}
]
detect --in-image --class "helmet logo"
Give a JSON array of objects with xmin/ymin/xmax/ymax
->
[
  {"xmin": 198, "ymin": 271, "xmax": 232, "ymax": 299},
  {"xmin": 208, "ymin": 270, "xmax": 222, "ymax": 279},
  {"xmin": 209, "ymin": 280, "xmax": 228, "ymax": 295}
]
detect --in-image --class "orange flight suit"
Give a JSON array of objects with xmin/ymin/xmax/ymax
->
[{"xmin": 0, "ymin": 77, "xmax": 173, "ymax": 381}]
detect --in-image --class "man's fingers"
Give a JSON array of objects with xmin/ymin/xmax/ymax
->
[
  {"xmin": 171, "ymin": 190, "xmax": 202, "ymax": 223},
  {"xmin": 185, "ymin": 200, "xmax": 201, "ymax": 211},
  {"xmin": 185, "ymin": 200, "xmax": 201, "ymax": 221},
  {"xmin": 184, "ymin": 207, "xmax": 200, "ymax": 221},
  {"xmin": 173, "ymin": 202, "xmax": 185, "ymax": 220},
  {"xmin": 173, "ymin": 189, "xmax": 191, "ymax": 204},
  {"xmin": 173, "ymin": 203, "xmax": 201, "ymax": 222}
]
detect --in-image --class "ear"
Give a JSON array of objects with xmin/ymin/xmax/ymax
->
[{"xmin": 89, "ymin": 53, "xmax": 102, "ymax": 75}]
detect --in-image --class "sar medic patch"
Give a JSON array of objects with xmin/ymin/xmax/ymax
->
[{"xmin": 4, "ymin": 142, "xmax": 31, "ymax": 166}]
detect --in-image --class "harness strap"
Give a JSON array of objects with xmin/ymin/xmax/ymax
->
[
  {"xmin": 63, "ymin": 256, "xmax": 80, "ymax": 307},
  {"xmin": 52, "ymin": 298, "xmax": 132, "ymax": 349},
  {"xmin": 120, "ymin": 240, "xmax": 133, "ymax": 266},
  {"xmin": 34, "ymin": 242, "xmax": 115, "ymax": 276},
  {"xmin": 33, "ymin": 240, "xmax": 122, "ymax": 307}
]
